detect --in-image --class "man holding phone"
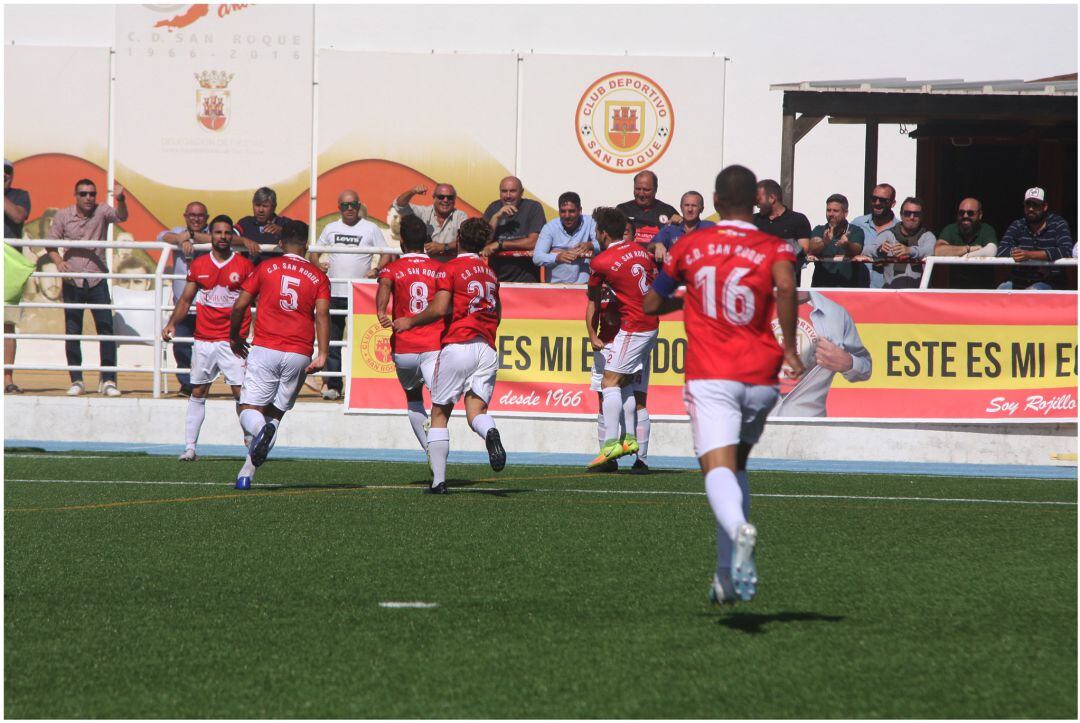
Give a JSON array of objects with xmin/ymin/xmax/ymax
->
[{"xmin": 808, "ymin": 193, "xmax": 866, "ymax": 288}]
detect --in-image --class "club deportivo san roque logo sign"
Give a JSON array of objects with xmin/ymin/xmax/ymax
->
[{"xmin": 575, "ymin": 71, "xmax": 674, "ymax": 174}]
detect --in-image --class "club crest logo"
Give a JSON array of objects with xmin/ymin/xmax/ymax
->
[
  {"xmin": 771, "ymin": 314, "xmax": 818, "ymax": 395},
  {"xmin": 229, "ymin": 271, "xmax": 240, "ymax": 284},
  {"xmin": 575, "ymin": 72, "xmax": 674, "ymax": 173},
  {"xmin": 359, "ymin": 321, "xmax": 394, "ymax": 375},
  {"xmin": 194, "ymin": 70, "xmax": 233, "ymax": 132}
]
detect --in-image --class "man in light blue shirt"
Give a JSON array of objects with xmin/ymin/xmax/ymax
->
[
  {"xmin": 850, "ymin": 182, "xmax": 900, "ymax": 288},
  {"xmin": 650, "ymin": 191, "xmax": 716, "ymax": 260},
  {"xmin": 533, "ymin": 191, "xmax": 599, "ymax": 283}
]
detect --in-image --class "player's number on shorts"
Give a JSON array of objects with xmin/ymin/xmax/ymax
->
[
  {"xmin": 408, "ymin": 282, "xmax": 429, "ymax": 314},
  {"xmin": 466, "ymin": 280, "xmax": 497, "ymax": 315},
  {"xmin": 279, "ymin": 275, "xmax": 301, "ymax": 312},
  {"xmin": 631, "ymin": 263, "xmax": 650, "ymax": 295},
  {"xmin": 694, "ymin": 266, "xmax": 755, "ymax": 325}
]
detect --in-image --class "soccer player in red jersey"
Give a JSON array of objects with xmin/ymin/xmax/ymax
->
[
  {"xmin": 393, "ymin": 218, "xmax": 506, "ymax": 494},
  {"xmin": 585, "ymin": 207, "xmax": 659, "ymax": 470},
  {"xmin": 162, "ymin": 214, "xmax": 254, "ymax": 461},
  {"xmin": 643, "ymin": 165, "xmax": 805, "ymax": 604},
  {"xmin": 229, "ymin": 220, "xmax": 331, "ymax": 489},
  {"xmin": 376, "ymin": 215, "xmax": 443, "ymax": 452}
]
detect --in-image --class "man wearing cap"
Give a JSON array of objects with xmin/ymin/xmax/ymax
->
[
  {"xmin": 996, "ymin": 187, "xmax": 1074, "ymax": 290},
  {"xmin": 4, "ymin": 159, "xmax": 31, "ymax": 394}
]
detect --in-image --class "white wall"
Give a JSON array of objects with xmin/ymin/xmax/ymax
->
[{"xmin": 5, "ymin": 4, "xmax": 1076, "ymax": 221}]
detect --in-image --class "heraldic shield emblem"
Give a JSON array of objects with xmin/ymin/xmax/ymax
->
[
  {"xmin": 195, "ymin": 70, "xmax": 234, "ymax": 132},
  {"xmin": 604, "ymin": 100, "xmax": 645, "ymax": 151}
]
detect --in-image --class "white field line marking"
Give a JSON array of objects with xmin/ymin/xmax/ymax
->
[
  {"xmin": 5, "ymin": 454, "xmax": 117, "ymax": 460},
  {"xmin": 4, "ymin": 478, "xmax": 1076, "ymax": 507},
  {"xmin": 378, "ymin": 602, "xmax": 439, "ymax": 609}
]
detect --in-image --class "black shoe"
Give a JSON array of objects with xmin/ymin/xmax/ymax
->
[
  {"xmin": 485, "ymin": 428, "xmax": 506, "ymax": 472},
  {"xmin": 249, "ymin": 422, "xmax": 277, "ymax": 468},
  {"xmin": 178, "ymin": 385, "xmax": 193, "ymax": 398},
  {"xmin": 630, "ymin": 459, "xmax": 650, "ymax": 475},
  {"xmin": 424, "ymin": 482, "xmax": 448, "ymax": 495},
  {"xmin": 588, "ymin": 459, "xmax": 618, "ymax": 473}
]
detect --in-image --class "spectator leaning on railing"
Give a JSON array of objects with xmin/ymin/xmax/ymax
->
[
  {"xmin": 807, "ymin": 193, "xmax": 866, "ymax": 288},
  {"xmin": 157, "ymin": 201, "xmax": 211, "ymax": 396},
  {"xmin": 4, "ymin": 158, "xmax": 31, "ymax": 394},
  {"xmin": 932, "ymin": 197, "xmax": 998, "ymax": 289},
  {"xmin": 483, "ymin": 176, "xmax": 546, "ymax": 283},
  {"xmin": 616, "ymin": 170, "xmax": 679, "ymax": 247},
  {"xmin": 649, "ymin": 191, "xmax": 716, "ymax": 263},
  {"xmin": 532, "ymin": 191, "xmax": 598, "ymax": 284},
  {"xmin": 47, "ymin": 178, "xmax": 128, "ymax": 397},
  {"xmin": 996, "ymin": 187, "xmax": 1074, "ymax": 290},
  {"xmin": 234, "ymin": 186, "xmax": 291, "ymax": 263},
  {"xmin": 873, "ymin": 196, "xmax": 936, "ymax": 289},
  {"xmin": 311, "ymin": 189, "xmax": 387, "ymax": 400},
  {"xmin": 391, "ymin": 183, "xmax": 467, "ymax": 264},
  {"xmin": 851, "ymin": 183, "xmax": 900, "ymax": 288}
]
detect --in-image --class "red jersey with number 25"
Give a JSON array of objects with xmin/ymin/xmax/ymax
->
[
  {"xmin": 188, "ymin": 252, "xmax": 254, "ymax": 341},
  {"xmin": 662, "ymin": 220, "xmax": 797, "ymax": 384},
  {"xmin": 378, "ymin": 253, "xmax": 443, "ymax": 354},
  {"xmin": 241, "ymin": 252, "xmax": 331, "ymax": 356},
  {"xmin": 436, "ymin": 253, "xmax": 500, "ymax": 348},
  {"xmin": 588, "ymin": 240, "xmax": 659, "ymax": 333}
]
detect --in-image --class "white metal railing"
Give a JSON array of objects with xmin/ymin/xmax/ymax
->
[
  {"xmin": 798, "ymin": 255, "xmax": 1077, "ymax": 289},
  {"xmin": 4, "ymin": 239, "xmax": 398, "ymax": 398}
]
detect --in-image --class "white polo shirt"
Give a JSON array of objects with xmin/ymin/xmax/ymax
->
[{"xmin": 316, "ymin": 218, "xmax": 386, "ymax": 297}]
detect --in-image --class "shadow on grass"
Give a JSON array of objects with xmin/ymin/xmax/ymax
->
[{"xmin": 715, "ymin": 610, "xmax": 845, "ymax": 635}]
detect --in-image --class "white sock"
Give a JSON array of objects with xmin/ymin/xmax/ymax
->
[
  {"xmin": 736, "ymin": 469, "xmax": 751, "ymax": 519},
  {"xmin": 704, "ymin": 466, "xmax": 745, "ymax": 541},
  {"xmin": 601, "ymin": 387, "xmax": 623, "ymax": 444},
  {"xmin": 596, "ymin": 411, "xmax": 605, "ymax": 448},
  {"xmin": 621, "ymin": 387, "xmax": 636, "ymax": 442},
  {"xmin": 185, "ymin": 396, "xmax": 206, "ymax": 450},
  {"xmin": 239, "ymin": 458, "xmax": 256, "ymax": 479},
  {"xmin": 406, "ymin": 401, "xmax": 429, "ymax": 450},
  {"xmin": 239, "ymin": 408, "xmax": 265, "ymax": 438},
  {"xmin": 428, "ymin": 427, "xmax": 449, "ymax": 486},
  {"xmin": 469, "ymin": 413, "xmax": 495, "ymax": 440},
  {"xmin": 636, "ymin": 408, "xmax": 650, "ymax": 462}
]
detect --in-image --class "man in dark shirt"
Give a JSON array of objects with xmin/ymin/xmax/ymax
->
[
  {"xmin": 752, "ymin": 179, "xmax": 812, "ymax": 259},
  {"xmin": 996, "ymin": 187, "xmax": 1074, "ymax": 290},
  {"xmin": 615, "ymin": 170, "xmax": 679, "ymax": 246},
  {"xmin": 482, "ymin": 176, "xmax": 547, "ymax": 283},
  {"xmin": 4, "ymin": 159, "xmax": 31, "ymax": 394},
  {"xmin": 234, "ymin": 186, "xmax": 292, "ymax": 264}
]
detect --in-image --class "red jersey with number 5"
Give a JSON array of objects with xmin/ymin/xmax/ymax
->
[
  {"xmin": 436, "ymin": 253, "xmax": 500, "ymax": 348},
  {"xmin": 587, "ymin": 240, "xmax": 659, "ymax": 333},
  {"xmin": 661, "ymin": 220, "xmax": 797, "ymax": 384},
  {"xmin": 188, "ymin": 252, "xmax": 254, "ymax": 341},
  {"xmin": 378, "ymin": 253, "xmax": 443, "ymax": 354},
  {"xmin": 241, "ymin": 252, "xmax": 331, "ymax": 355}
]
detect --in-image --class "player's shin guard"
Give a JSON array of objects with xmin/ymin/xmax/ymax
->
[
  {"xmin": 736, "ymin": 469, "xmax": 751, "ymax": 519},
  {"xmin": 406, "ymin": 401, "xmax": 429, "ymax": 450},
  {"xmin": 704, "ymin": 467, "xmax": 745, "ymax": 541},
  {"xmin": 621, "ymin": 388, "xmax": 637, "ymax": 445},
  {"xmin": 469, "ymin": 413, "xmax": 495, "ymax": 440},
  {"xmin": 600, "ymin": 387, "xmax": 623, "ymax": 445},
  {"xmin": 185, "ymin": 395, "xmax": 207, "ymax": 450},
  {"xmin": 636, "ymin": 409, "xmax": 651, "ymax": 463},
  {"xmin": 427, "ymin": 427, "xmax": 449, "ymax": 486}
]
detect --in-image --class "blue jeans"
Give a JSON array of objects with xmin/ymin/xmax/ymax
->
[
  {"xmin": 62, "ymin": 281, "xmax": 117, "ymax": 383},
  {"xmin": 172, "ymin": 312, "xmax": 196, "ymax": 388},
  {"xmin": 998, "ymin": 280, "xmax": 1053, "ymax": 290}
]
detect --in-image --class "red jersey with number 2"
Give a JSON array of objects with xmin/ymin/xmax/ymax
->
[
  {"xmin": 436, "ymin": 253, "xmax": 500, "ymax": 348},
  {"xmin": 241, "ymin": 252, "xmax": 331, "ymax": 356},
  {"xmin": 379, "ymin": 253, "xmax": 443, "ymax": 354},
  {"xmin": 588, "ymin": 240, "xmax": 659, "ymax": 333},
  {"xmin": 662, "ymin": 220, "xmax": 797, "ymax": 384}
]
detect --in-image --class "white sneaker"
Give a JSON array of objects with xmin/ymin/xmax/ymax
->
[
  {"xmin": 67, "ymin": 381, "xmax": 85, "ymax": 396},
  {"xmin": 731, "ymin": 523, "xmax": 759, "ymax": 602},
  {"xmin": 99, "ymin": 380, "xmax": 121, "ymax": 397},
  {"xmin": 178, "ymin": 448, "xmax": 198, "ymax": 462},
  {"xmin": 321, "ymin": 387, "xmax": 340, "ymax": 400}
]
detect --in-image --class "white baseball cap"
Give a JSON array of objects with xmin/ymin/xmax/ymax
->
[{"xmin": 1024, "ymin": 187, "xmax": 1047, "ymax": 203}]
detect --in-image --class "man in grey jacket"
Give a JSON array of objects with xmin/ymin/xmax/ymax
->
[
  {"xmin": 771, "ymin": 290, "xmax": 872, "ymax": 417},
  {"xmin": 872, "ymin": 196, "xmax": 936, "ymax": 288}
]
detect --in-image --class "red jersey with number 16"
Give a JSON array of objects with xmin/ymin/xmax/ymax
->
[
  {"xmin": 436, "ymin": 253, "xmax": 500, "ymax": 348},
  {"xmin": 378, "ymin": 253, "xmax": 443, "ymax": 354},
  {"xmin": 661, "ymin": 220, "xmax": 797, "ymax": 384},
  {"xmin": 241, "ymin": 252, "xmax": 331, "ymax": 356},
  {"xmin": 587, "ymin": 240, "xmax": 659, "ymax": 333}
]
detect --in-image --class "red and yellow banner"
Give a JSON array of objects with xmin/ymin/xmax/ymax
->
[{"xmin": 347, "ymin": 283, "xmax": 1078, "ymax": 422}]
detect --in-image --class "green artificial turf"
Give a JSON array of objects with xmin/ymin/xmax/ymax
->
[{"xmin": 4, "ymin": 450, "xmax": 1077, "ymax": 718}]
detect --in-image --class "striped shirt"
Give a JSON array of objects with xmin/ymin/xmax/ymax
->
[{"xmin": 997, "ymin": 212, "xmax": 1074, "ymax": 283}]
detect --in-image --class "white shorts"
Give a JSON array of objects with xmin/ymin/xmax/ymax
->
[
  {"xmin": 603, "ymin": 329, "xmax": 658, "ymax": 376},
  {"xmin": 394, "ymin": 350, "xmax": 439, "ymax": 391},
  {"xmin": 683, "ymin": 379, "xmax": 780, "ymax": 456},
  {"xmin": 239, "ymin": 345, "xmax": 311, "ymax": 412},
  {"xmin": 431, "ymin": 339, "xmax": 499, "ymax": 406},
  {"xmin": 190, "ymin": 339, "xmax": 246, "ymax": 386},
  {"xmin": 590, "ymin": 348, "xmax": 650, "ymax": 393}
]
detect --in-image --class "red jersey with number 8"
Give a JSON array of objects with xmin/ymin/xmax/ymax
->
[
  {"xmin": 661, "ymin": 220, "xmax": 797, "ymax": 384},
  {"xmin": 378, "ymin": 253, "xmax": 443, "ymax": 354},
  {"xmin": 241, "ymin": 253, "xmax": 331, "ymax": 356},
  {"xmin": 436, "ymin": 253, "xmax": 500, "ymax": 348},
  {"xmin": 587, "ymin": 240, "xmax": 659, "ymax": 333}
]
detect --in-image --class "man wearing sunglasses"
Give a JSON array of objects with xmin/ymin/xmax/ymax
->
[
  {"xmin": 47, "ymin": 178, "xmax": 129, "ymax": 397},
  {"xmin": 872, "ymin": 196, "xmax": 936, "ymax": 288},
  {"xmin": 312, "ymin": 189, "xmax": 388, "ymax": 400},
  {"xmin": 851, "ymin": 183, "xmax": 900, "ymax": 288},
  {"xmin": 392, "ymin": 183, "xmax": 467, "ymax": 263},
  {"xmin": 996, "ymin": 187, "xmax": 1074, "ymax": 290},
  {"xmin": 933, "ymin": 198, "xmax": 998, "ymax": 288}
]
